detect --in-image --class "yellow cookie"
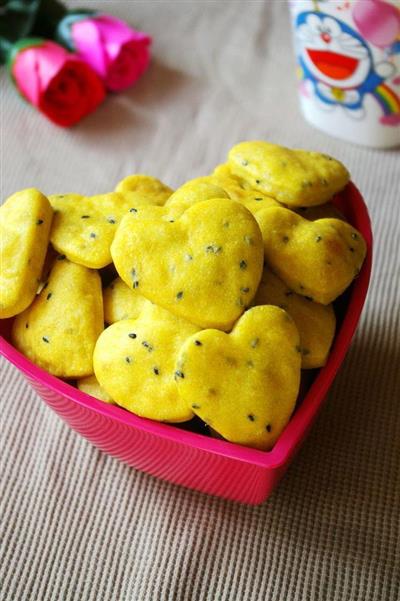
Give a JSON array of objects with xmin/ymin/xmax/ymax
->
[
  {"xmin": 175, "ymin": 305, "xmax": 301, "ymax": 450},
  {"xmin": 228, "ymin": 141, "xmax": 350, "ymax": 207},
  {"xmin": 253, "ymin": 269, "xmax": 336, "ymax": 368},
  {"xmin": 103, "ymin": 277, "xmax": 150, "ymax": 324},
  {"xmin": 256, "ymin": 207, "xmax": 367, "ymax": 304},
  {"xmin": 111, "ymin": 198, "xmax": 264, "ymax": 330},
  {"xmin": 77, "ymin": 374, "xmax": 114, "ymax": 404},
  {"xmin": 0, "ymin": 188, "xmax": 53, "ymax": 318},
  {"xmin": 93, "ymin": 304, "xmax": 200, "ymax": 422},
  {"xmin": 115, "ymin": 174, "xmax": 173, "ymax": 205},
  {"xmin": 165, "ymin": 177, "xmax": 229, "ymax": 211},
  {"xmin": 12, "ymin": 258, "xmax": 103, "ymax": 378},
  {"xmin": 210, "ymin": 163, "xmax": 280, "ymax": 215}
]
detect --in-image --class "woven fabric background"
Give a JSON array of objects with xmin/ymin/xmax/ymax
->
[{"xmin": 1, "ymin": 2, "xmax": 399, "ymax": 600}]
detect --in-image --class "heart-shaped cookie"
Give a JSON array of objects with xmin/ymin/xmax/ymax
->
[
  {"xmin": 111, "ymin": 198, "xmax": 264, "ymax": 330},
  {"xmin": 253, "ymin": 269, "xmax": 336, "ymax": 368},
  {"xmin": 165, "ymin": 177, "xmax": 229, "ymax": 211},
  {"xmin": 0, "ymin": 188, "xmax": 53, "ymax": 318},
  {"xmin": 12, "ymin": 258, "xmax": 103, "ymax": 378},
  {"xmin": 115, "ymin": 174, "xmax": 173, "ymax": 205},
  {"xmin": 228, "ymin": 141, "xmax": 350, "ymax": 207},
  {"xmin": 256, "ymin": 207, "xmax": 367, "ymax": 304},
  {"xmin": 93, "ymin": 304, "xmax": 200, "ymax": 422},
  {"xmin": 210, "ymin": 163, "xmax": 280, "ymax": 215},
  {"xmin": 49, "ymin": 192, "xmax": 146, "ymax": 269},
  {"xmin": 103, "ymin": 277, "xmax": 151, "ymax": 324},
  {"xmin": 175, "ymin": 305, "xmax": 301, "ymax": 450}
]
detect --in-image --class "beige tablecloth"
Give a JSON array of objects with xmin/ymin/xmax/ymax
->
[{"xmin": 1, "ymin": 2, "xmax": 399, "ymax": 599}]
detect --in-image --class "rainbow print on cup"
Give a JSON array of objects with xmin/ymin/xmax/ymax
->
[{"xmin": 289, "ymin": 0, "xmax": 400, "ymax": 147}]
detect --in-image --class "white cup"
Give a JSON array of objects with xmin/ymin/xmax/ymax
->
[{"xmin": 289, "ymin": 0, "xmax": 400, "ymax": 148}]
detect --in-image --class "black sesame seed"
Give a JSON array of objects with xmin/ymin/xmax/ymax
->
[
  {"xmin": 239, "ymin": 260, "xmax": 247, "ymax": 270},
  {"xmin": 107, "ymin": 217, "xmax": 116, "ymax": 224},
  {"xmin": 57, "ymin": 255, "xmax": 66, "ymax": 261},
  {"xmin": 90, "ymin": 232, "xmax": 96, "ymax": 238},
  {"xmin": 175, "ymin": 370, "xmax": 185, "ymax": 380},
  {"xmin": 266, "ymin": 424, "xmax": 272, "ymax": 433},
  {"xmin": 25, "ymin": 323, "xmax": 29, "ymax": 329},
  {"xmin": 304, "ymin": 296, "xmax": 314, "ymax": 302},
  {"xmin": 315, "ymin": 236, "xmax": 322, "ymax": 242},
  {"xmin": 142, "ymin": 341, "xmax": 153, "ymax": 352},
  {"xmin": 254, "ymin": 197, "xmax": 263, "ymax": 201},
  {"xmin": 205, "ymin": 244, "xmax": 222, "ymax": 254},
  {"xmin": 36, "ymin": 219, "xmax": 44, "ymax": 225},
  {"xmin": 282, "ymin": 235, "xmax": 289, "ymax": 243},
  {"xmin": 247, "ymin": 414, "xmax": 255, "ymax": 422},
  {"xmin": 176, "ymin": 291, "xmax": 184, "ymax": 300},
  {"xmin": 194, "ymin": 340, "xmax": 202, "ymax": 346},
  {"xmin": 46, "ymin": 292, "xmax": 52, "ymax": 300},
  {"xmin": 125, "ymin": 356, "xmax": 132, "ymax": 363},
  {"xmin": 349, "ymin": 247, "xmax": 355, "ymax": 253},
  {"xmin": 351, "ymin": 233, "xmax": 358, "ymax": 240},
  {"xmin": 42, "ymin": 336, "xmax": 49, "ymax": 343},
  {"xmin": 43, "ymin": 282, "xmax": 48, "ymax": 290},
  {"xmin": 250, "ymin": 338, "xmax": 259, "ymax": 348},
  {"xmin": 153, "ymin": 367, "xmax": 159, "ymax": 375},
  {"xmin": 185, "ymin": 254, "xmax": 193, "ymax": 261},
  {"xmin": 242, "ymin": 159, "xmax": 248, "ymax": 166},
  {"xmin": 128, "ymin": 333, "xmax": 137, "ymax": 339},
  {"xmin": 129, "ymin": 208, "xmax": 137, "ymax": 213},
  {"xmin": 255, "ymin": 179, "xmax": 261, "ymax": 184},
  {"xmin": 133, "ymin": 281, "xmax": 139, "ymax": 289},
  {"xmin": 223, "ymin": 221, "xmax": 230, "ymax": 228},
  {"xmin": 299, "ymin": 284, "xmax": 305, "ymax": 290},
  {"xmin": 192, "ymin": 404, "xmax": 201, "ymax": 409},
  {"xmin": 241, "ymin": 287, "xmax": 250, "ymax": 294},
  {"xmin": 81, "ymin": 215, "xmax": 90, "ymax": 219}
]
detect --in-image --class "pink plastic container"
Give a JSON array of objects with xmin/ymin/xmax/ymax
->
[{"xmin": 0, "ymin": 183, "xmax": 372, "ymax": 504}]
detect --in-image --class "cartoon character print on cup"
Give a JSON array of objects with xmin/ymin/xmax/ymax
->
[{"xmin": 295, "ymin": 10, "xmax": 400, "ymax": 124}]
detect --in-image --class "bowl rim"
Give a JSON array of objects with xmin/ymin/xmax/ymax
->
[{"xmin": 0, "ymin": 182, "xmax": 373, "ymax": 470}]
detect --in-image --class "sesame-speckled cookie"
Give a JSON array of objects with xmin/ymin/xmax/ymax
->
[
  {"xmin": 103, "ymin": 277, "xmax": 151, "ymax": 324},
  {"xmin": 210, "ymin": 163, "xmax": 280, "ymax": 215},
  {"xmin": 0, "ymin": 189, "xmax": 53, "ymax": 318},
  {"xmin": 49, "ymin": 192, "xmax": 144, "ymax": 269},
  {"xmin": 175, "ymin": 305, "xmax": 301, "ymax": 450},
  {"xmin": 93, "ymin": 304, "xmax": 200, "ymax": 422},
  {"xmin": 115, "ymin": 174, "xmax": 173, "ymax": 205},
  {"xmin": 256, "ymin": 206, "xmax": 366, "ymax": 304},
  {"xmin": 111, "ymin": 198, "xmax": 264, "ymax": 330},
  {"xmin": 253, "ymin": 269, "xmax": 336, "ymax": 368},
  {"xmin": 228, "ymin": 141, "xmax": 350, "ymax": 207},
  {"xmin": 12, "ymin": 259, "xmax": 103, "ymax": 378}
]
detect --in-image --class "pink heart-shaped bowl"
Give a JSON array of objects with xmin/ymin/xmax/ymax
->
[{"xmin": 0, "ymin": 183, "xmax": 372, "ymax": 504}]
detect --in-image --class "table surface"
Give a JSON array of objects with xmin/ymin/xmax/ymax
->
[{"xmin": 1, "ymin": 2, "xmax": 399, "ymax": 600}]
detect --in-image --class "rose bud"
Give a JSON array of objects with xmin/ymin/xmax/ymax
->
[
  {"xmin": 56, "ymin": 12, "xmax": 152, "ymax": 92},
  {"xmin": 8, "ymin": 38, "xmax": 105, "ymax": 127}
]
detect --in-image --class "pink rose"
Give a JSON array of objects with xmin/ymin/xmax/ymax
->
[
  {"xmin": 57, "ymin": 13, "xmax": 152, "ymax": 92},
  {"xmin": 9, "ymin": 39, "xmax": 105, "ymax": 127}
]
